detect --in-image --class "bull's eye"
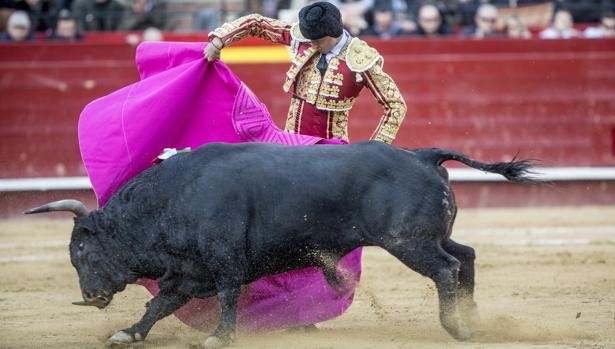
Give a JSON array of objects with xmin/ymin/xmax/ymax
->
[{"xmin": 76, "ymin": 242, "xmax": 85, "ymax": 257}]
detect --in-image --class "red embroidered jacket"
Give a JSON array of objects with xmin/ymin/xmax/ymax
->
[{"xmin": 209, "ymin": 14, "xmax": 407, "ymax": 143}]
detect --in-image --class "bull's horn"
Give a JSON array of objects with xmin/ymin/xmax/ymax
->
[
  {"xmin": 72, "ymin": 301, "xmax": 97, "ymax": 307},
  {"xmin": 24, "ymin": 199, "xmax": 89, "ymax": 217}
]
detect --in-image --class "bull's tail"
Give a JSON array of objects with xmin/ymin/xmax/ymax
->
[{"xmin": 415, "ymin": 148, "xmax": 538, "ymax": 183}]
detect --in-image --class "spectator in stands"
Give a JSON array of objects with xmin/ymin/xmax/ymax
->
[
  {"xmin": 555, "ymin": 0, "xmax": 614, "ymax": 24},
  {"xmin": 47, "ymin": 8, "xmax": 81, "ymax": 40},
  {"xmin": 584, "ymin": 11, "xmax": 615, "ymax": 38},
  {"xmin": 71, "ymin": 0, "xmax": 124, "ymax": 32},
  {"xmin": 456, "ymin": 0, "xmax": 479, "ymax": 27},
  {"xmin": 119, "ymin": 0, "xmax": 167, "ymax": 31},
  {"xmin": 192, "ymin": 7, "xmax": 221, "ymax": 31},
  {"xmin": 58, "ymin": 0, "xmax": 71, "ymax": 11},
  {"xmin": 0, "ymin": 10, "xmax": 33, "ymax": 41},
  {"xmin": 142, "ymin": 25, "xmax": 161, "ymax": 39},
  {"xmin": 368, "ymin": 0, "xmax": 415, "ymax": 32},
  {"xmin": 457, "ymin": 0, "xmax": 554, "ymax": 27},
  {"xmin": 504, "ymin": 13, "xmax": 530, "ymax": 38},
  {"xmin": 539, "ymin": 9, "xmax": 579, "ymax": 39},
  {"xmin": 125, "ymin": 25, "xmax": 162, "ymax": 45},
  {"xmin": 335, "ymin": 0, "xmax": 373, "ymax": 36},
  {"xmin": 1, "ymin": 1, "xmax": 13, "ymax": 32},
  {"xmin": 360, "ymin": 1, "xmax": 411, "ymax": 38},
  {"xmin": 12, "ymin": 0, "xmax": 57, "ymax": 31},
  {"xmin": 410, "ymin": 3, "xmax": 452, "ymax": 37},
  {"xmin": 460, "ymin": 3, "xmax": 502, "ymax": 38}
]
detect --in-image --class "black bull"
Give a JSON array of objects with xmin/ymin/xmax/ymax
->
[{"xmin": 25, "ymin": 141, "xmax": 535, "ymax": 348}]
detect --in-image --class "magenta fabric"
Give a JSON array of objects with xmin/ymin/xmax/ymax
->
[{"xmin": 77, "ymin": 41, "xmax": 361, "ymax": 332}]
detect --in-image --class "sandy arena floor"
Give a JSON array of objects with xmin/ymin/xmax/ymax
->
[{"xmin": 1, "ymin": 206, "xmax": 614, "ymax": 349}]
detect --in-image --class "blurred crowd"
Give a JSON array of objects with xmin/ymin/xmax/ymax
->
[{"xmin": 1, "ymin": 0, "xmax": 614, "ymax": 42}]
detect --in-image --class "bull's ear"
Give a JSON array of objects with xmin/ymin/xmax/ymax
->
[{"xmin": 74, "ymin": 216, "xmax": 96, "ymax": 234}]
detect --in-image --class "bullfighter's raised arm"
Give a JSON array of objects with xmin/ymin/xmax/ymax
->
[{"xmin": 208, "ymin": 14, "xmax": 293, "ymax": 48}]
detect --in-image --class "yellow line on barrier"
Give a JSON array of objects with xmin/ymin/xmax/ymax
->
[{"xmin": 220, "ymin": 46, "xmax": 291, "ymax": 64}]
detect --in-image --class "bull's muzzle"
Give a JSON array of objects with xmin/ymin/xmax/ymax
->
[{"xmin": 73, "ymin": 292, "xmax": 113, "ymax": 309}]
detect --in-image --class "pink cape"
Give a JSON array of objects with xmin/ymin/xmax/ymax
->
[{"xmin": 77, "ymin": 42, "xmax": 362, "ymax": 332}]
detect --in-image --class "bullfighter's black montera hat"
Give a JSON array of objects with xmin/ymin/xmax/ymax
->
[{"xmin": 298, "ymin": 1, "xmax": 343, "ymax": 40}]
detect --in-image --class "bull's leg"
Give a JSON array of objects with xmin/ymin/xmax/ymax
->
[
  {"xmin": 314, "ymin": 250, "xmax": 343, "ymax": 289},
  {"xmin": 386, "ymin": 240, "xmax": 472, "ymax": 340},
  {"xmin": 203, "ymin": 287, "xmax": 241, "ymax": 349},
  {"xmin": 441, "ymin": 239, "xmax": 480, "ymax": 329},
  {"xmin": 108, "ymin": 292, "xmax": 190, "ymax": 343},
  {"xmin": 322, "ymin": 264, "xmax": 343, "ymax": 289}
]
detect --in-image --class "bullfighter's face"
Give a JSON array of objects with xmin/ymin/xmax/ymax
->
[
  {"xmin": 69, "ymin": 220, "xmax": 130, "ymax": 309},
  {"xmin": 311, "ymin": 35, "xmax": 341, "ymax": 54}
]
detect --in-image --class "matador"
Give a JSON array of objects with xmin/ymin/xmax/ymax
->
[{"xmin": 205, "ymin": 1, "xmax": 407, "ymax": 144}]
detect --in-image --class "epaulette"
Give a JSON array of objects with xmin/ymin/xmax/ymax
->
[
  {"xmin": 290, "ymin": 23, "xmax": 311, "ymax": 43},
  {"xmin": 345, "ymin": 37, "xmax": 382, "ymax": 73}
]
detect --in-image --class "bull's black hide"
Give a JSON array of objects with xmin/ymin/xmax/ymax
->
[{"xmin": 25, "ymin": 141, "xmax": 535, "ymax": 348}]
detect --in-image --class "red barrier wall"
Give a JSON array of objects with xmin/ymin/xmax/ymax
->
[{"xmin": 1, "ymin": 38, "xmax": 615, "ymax": 212}]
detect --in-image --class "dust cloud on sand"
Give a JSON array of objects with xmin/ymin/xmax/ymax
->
[{"xmin": 1, "ymin": 206, "xmax": 614, "ymax": 349}]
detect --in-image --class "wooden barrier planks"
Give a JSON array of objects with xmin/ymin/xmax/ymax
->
[{"xmin": 1, "ymin": 38, "xmax": 614, "ymax": 181}]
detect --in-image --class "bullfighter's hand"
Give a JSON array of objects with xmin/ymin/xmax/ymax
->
[{"xmin": 204, "ymin": 37, "xmax": 223, "ymax": 62}]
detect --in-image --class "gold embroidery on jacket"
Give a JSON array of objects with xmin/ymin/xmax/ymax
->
[
  {"xmin": 285, "ymin": 97, "xmax": 302, "ymax": 133},
  {"xmin": 315, "ymin": 98, "xmax": 355, "ymax": 111},
  {"xmin": 313, "ymin": 57, "xmax": 353, "ymax": 110},
  {"xmin": 292, "ymin": 56, "xmax": 321, "ymax": 103},
  {"xmin": 345, "ymin": 38, "xmax": 382, "ymax": 73},
  {"xmin": 290, "ymin": 23, "xmax": 310, "ymax": 43},
  {"xmin": 291, "ymin": 54, "xmax": 356, "ymax": 111},
  {"xmin": 332, "ymin": 110, "xmax": 349, "ymax": 140},
  {"xmin": 284, "ymin": 46, "xmax": 317, "ymax": 93}
]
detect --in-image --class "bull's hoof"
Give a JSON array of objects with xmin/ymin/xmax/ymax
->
[
  {"xmin": 202, "ymin": 336, "xmax": 229, "ymax": 349},
  {"xmin": 286, "ymin": 324, "xmax": 319, "ymax": 332},
  {"xmin": 108, "ymin": 330, "xmax": 143, "ymax": 344},
  {"xmin": 442, "ymin": 315, "xmax": 473, "ymax": 341},
  {"xmin": 451, "ymin": 323, "xmax": 472, "ymax": 341},
  {"xmin": 460, "ymin": 304, "xmax": 481, "ymax": 331}
]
